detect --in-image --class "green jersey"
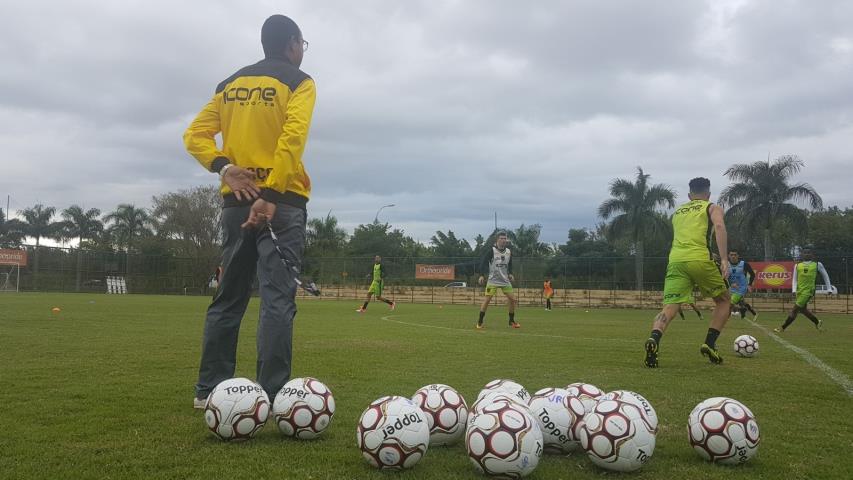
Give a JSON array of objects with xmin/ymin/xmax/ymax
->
[
  {"xmin": 793, "ymin": 261, "xmax": 831, "ymax": 294},
  {"xmin": 796, "ymin": 261, "xmax": 817, "ymax": 293},
  {"xmin": 669, "ymin": 199, "xmax": 713, "ymax": 263},
  {"xmin": 372, "ymin": 263, "xmax": 384, "ymax": 283}
]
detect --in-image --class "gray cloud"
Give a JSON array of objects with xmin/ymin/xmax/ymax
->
[{"xmin": 1, "ymin": 0, "xmax": 851, "ymax": 246}]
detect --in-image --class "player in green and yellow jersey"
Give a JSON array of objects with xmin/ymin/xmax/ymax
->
[
  {"xmin": 356, "ymin": 255, "xmax": 396, "ymax": 313},
  {"xmin": 645, "ymin": 177, "xmax": 731, "ymax": 368},
  {"xmin": 774, "ymin": 248, "xmax": 832, "ymax": 332}
]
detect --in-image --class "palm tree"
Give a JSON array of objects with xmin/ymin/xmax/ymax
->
[
  {"xmin": 306, "ymin": 212, "xmax": 348, "ymax": 257},
  {"xmin": 19, "ymin": 204, "xmax": 62, "ymax": 288},
  {"xmin": 104, "ymin": 204, "xmax": 152, "ymax": 252},
  {"xmin": 0, "ymin": 208, "xmax": 26, "ymax": 248},
  {"xmin": 104, "ymin": 204, "xmax": 153, "ymax": 277},
  {"xmin": 599, "ymin": 167, "xmax": 676, "ymax": 291},
  {"xmin": 61, "ymin": 205, "xmax": 103, "ymax": 291},
  {"xmin": 719, "ymin": 155, "xmax": 822, "ymax": 260},
  {"xmin": 510, "ymin": 224, "xmax": 551, "ymax": 257},
  {"xmin": 430, "ymin": 230, "xmax": 473, "ymax": 258}
]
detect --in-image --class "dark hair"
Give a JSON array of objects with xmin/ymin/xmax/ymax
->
[
  {"xmin": 496, "ymin": 230, "xmax": 508, "ymax": 238},
  {"xmin": 689, "ymin": 177, "xmax": 711, "ymax": 194},
  {"xmin": 728, "ymin": 249, "xmax": 738, "ymax": 254},
  {"xmin": 261, "ymin": 15, "xmax": 301, "ymax": 58}
]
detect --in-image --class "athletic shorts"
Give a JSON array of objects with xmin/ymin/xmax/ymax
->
[
  {"xmin": 485, "ymin": 284, "xmax": 513, "ymax": 296},
  {"xmin": 663, "ymin": 261, "xmax": 728, "ymax": 305},
  {"xmin": 795, "ymin": 290, "xmax": 814, "ymax": 308},
  {"xmin": 731, "ymin": 292, "xmax": 744, "ymax": 304},
  {"xmin": 544, "ymin": 291, "xmax": 554, "ymax": 299},
  {"xmin": 368, "ymin": 280, "xmax": 383, "ymax": 297}
]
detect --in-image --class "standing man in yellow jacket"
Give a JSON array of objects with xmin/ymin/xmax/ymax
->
[
  {"xmin": 644, "ymin": 177, "xmax": 731, "ymax": 368},
  {"xmin": 184, "ymin": 14, "xmax": 316, "ymax": 408}
]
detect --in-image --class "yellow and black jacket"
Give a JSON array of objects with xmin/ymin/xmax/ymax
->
[{"xmin": 184, "ymin": 56, "xmax": 316, "ymax": 209}]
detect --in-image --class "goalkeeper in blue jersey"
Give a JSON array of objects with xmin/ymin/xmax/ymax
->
[{"xmin": 727, "ymin": 250, "xmax": 757, "ymax": 319}]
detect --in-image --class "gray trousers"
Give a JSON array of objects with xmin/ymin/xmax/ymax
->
[{"xmin": 195, "ymin": 203, "xmax": 306, "ymax": 399}]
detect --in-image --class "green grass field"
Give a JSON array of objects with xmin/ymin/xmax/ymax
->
[{"xmin": 2, "ymin": 293, "xmax": 852, "ymax": 479}]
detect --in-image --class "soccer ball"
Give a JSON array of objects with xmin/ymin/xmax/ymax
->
[
  {"xmin": 733, "ymin": 335, "xmax": 759, "ymax": 357},
  {"xmin": 272, "ymin": 377, "xmax": 335, "ymax": 439},
  {"xmin": 565, "ymin": 382, "xmax": 604, "ymax": 413},
  {"xmin": 528, "ymin": 387, "xmax": 587, "ymax": 454},
  {"xmin": 471, "ymin": 390, "xmax": 531, "ymax": 415},
  {"xmin": 204, "ymin": 378, "xmax": 270, "ymax": 442},
  {"xmin": 412, "ymin": 384, "xmax": 469, "ymax": 446},
  {"xmin": 688, "ymin": 397, "xmax": 760, "ymax": 464},
  {"xmin": 357, "ymin": 396, "xmax": 430, "ymax": 470},
  {"xmin": 477, "ymin": 379, "xmax": 531, "ymax": 405},
  {"xmin": 577, "ymin": 398, "xmax": 656, "ymax": 472},
  {"xmin": 466, "ymin": 400, "xmax": 543, "ymax": 477},
  {"xmin": 599, "ymin": 390, "xmax": 659, "ymax": 433}
]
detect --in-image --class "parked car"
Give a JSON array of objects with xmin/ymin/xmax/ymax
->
[
  {"xmin": 814, "ymin": 285, "xmax": 838, "ymax": 295},
  {"xmin": 444, "ymin": 281, "xmax": 467, "ymax": 288}
]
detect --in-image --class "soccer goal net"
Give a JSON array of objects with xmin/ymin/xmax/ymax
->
[{"xmin": 0, "ymin": 264, "xmax": 20, "ymax": 292}]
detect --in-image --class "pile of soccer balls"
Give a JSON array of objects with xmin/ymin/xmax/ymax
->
[
  {"xmin": 353, "ymin": 379, "xmax": 760, "ymax": 476},
  {"xmin": 202, "ymin": 376, "xmax": 760, "ymax": 476}
]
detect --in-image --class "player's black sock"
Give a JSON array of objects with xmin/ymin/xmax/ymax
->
[
  {"xmin": 382, "ymin": 299, "xmax": 393, "ymax": 305},
  {"xmin": 739, "ymin": 306, "xmax": 746, "ymax": 318},
  {"xmin": 509, "ymin": 312, "xmax": 515, "ymax": 325},
  {"xmin": 650, "ymin": 329, "xmax": 663, "ymax": 345},
  {"xmin": 803, "ymin": 310, "xmax": 819, "ymax": 326},
  {"xmin": 704, "ymin": 328, "xmax": 721, "ymax": 349},
  {"xmin": 362, "ymin": 301, "xmax": 369, "ymax": 310},
  {"xmin": 678, "ymin": 309, "xmax": 685, "ymax": 320},
  {"xmin": 546, "ymin": 299, "xmax": 551, "ymax": 310},
  {"xmin": 745, "ymin": 303, "xmax": 757, "ymax": 315},
  {"xmin": 781, "ymin": 315, "xmax": 796, "ymax": 330},
  {"xmin": 478, "ymin": 311, "xmax": 485, "ymax": 325}
]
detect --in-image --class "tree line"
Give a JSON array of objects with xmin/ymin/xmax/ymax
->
[{"xmin": 1, "ymin": 156, "xmax": 850, "ymax": 291}]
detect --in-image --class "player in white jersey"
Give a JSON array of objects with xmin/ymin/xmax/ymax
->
[{"xmin": 476, "ymin": 231, "xmax": 520, "ymax": 329}]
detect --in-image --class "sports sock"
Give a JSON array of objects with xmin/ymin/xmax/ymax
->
[
  {"xmin": 509, "ymin": 312, "xmax": 515, "ymax": 324},
  {"xmin": 383, "ymin": 299, "xmax": 393, "ymax": 305},
  {"xmin": 803, "ymin": 310, "xmax": 820, "ymax": 325},
  {"xmin": 678, "ymin": 309, "xmax": 685, "ymax": 320},
  {"xmin": 650, "ymin": 329, "xmax": 663, "ymax": 345},
  {"xmin": 781, "ymin": 314, "xmax": 796, "ymax": 330},
  {"xmin": 478, "ymin": 311, "xmax": 485, "ymax": 325},
  {"xmin": 546, "ymin": 299, "xmax": 551, "ymax": 309},
  {"xmin": 361, "ymin": 301, "xmax": 369, "ymax": 310},
  {"xmin": 704, "ymin": 328, "xmax": 721, "ymax": 349},
  {"xmin": 746, "ymin": 303, "xmax": 757, "ymax": 315}
]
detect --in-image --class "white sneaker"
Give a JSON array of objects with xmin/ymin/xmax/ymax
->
[{"xmin": 193, "ymin": 397, "xmax": 207, "ymax": 410}]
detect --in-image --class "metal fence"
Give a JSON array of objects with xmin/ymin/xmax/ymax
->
[{"xmin": 5, "ymin": 245, "xmax": 852, "ymax": 310}]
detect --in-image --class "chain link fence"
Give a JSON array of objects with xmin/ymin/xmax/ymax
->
[{"xmin": 6, "ymin": 245, "xmax": 852, "ymax": 313}]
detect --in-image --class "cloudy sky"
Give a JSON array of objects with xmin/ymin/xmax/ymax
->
[{"xmin": 1, "ymin": 0, "xmax": 851, "ymax": 245}]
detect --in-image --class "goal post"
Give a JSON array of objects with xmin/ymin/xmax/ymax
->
[{"xmin": 0, "ymin": 249, "xmax": 27, "ymax": 293}]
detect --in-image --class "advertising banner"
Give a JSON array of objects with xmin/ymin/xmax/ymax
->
[
  {"xmin": 415, "ymin": 264, "xmax": 455, "ymax": 280},
  {"xmin": 752, "ymin": 261, "xmax": 794, "ymax": 290}
]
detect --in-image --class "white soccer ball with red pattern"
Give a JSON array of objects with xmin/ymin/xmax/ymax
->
[
  {"xmin": 272, "ymin": 377, "xmax": 335, "ymax": 439},
  {"xmin": 577, "ymin": 398, "xmax": 656, "ymax": 472},
  {"xmin": 466, "ymin": 400, "xmax": 543, "ymax": 478},
  {"xmin": 599, "ymin": 390, "xmax": 658, "ymax": 433},
  {"xmin": 411, "ymin": 384, "xmax": 468, "ymax": 446},
  {"xmin": 688, "ymin": 397, "xmax": 760, "ymax": 465},
  {"xmin": 477, "ymin": 379, "xmax": 531, "ymax": 406},
  {"xmin": 528, "ymin": 387, "xmax": 586, "ymax": 454},
  {"xmin": 471, "ymin": 390, "xmax": 531, "ymax": 416},
  {"xmin": 357, "ymin": 396, "xmax": 430, "ymax": 470},
  {"xmin": 204, "ymin": 378, "xmax": 270, "ymax": 442},
  {"xmin": 565, "ymin": 382, "xmax": 604, "ymax": 413},
  {"xmin": 733, "ymin": 335, "xmax": 759, "ymax": 357}
]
